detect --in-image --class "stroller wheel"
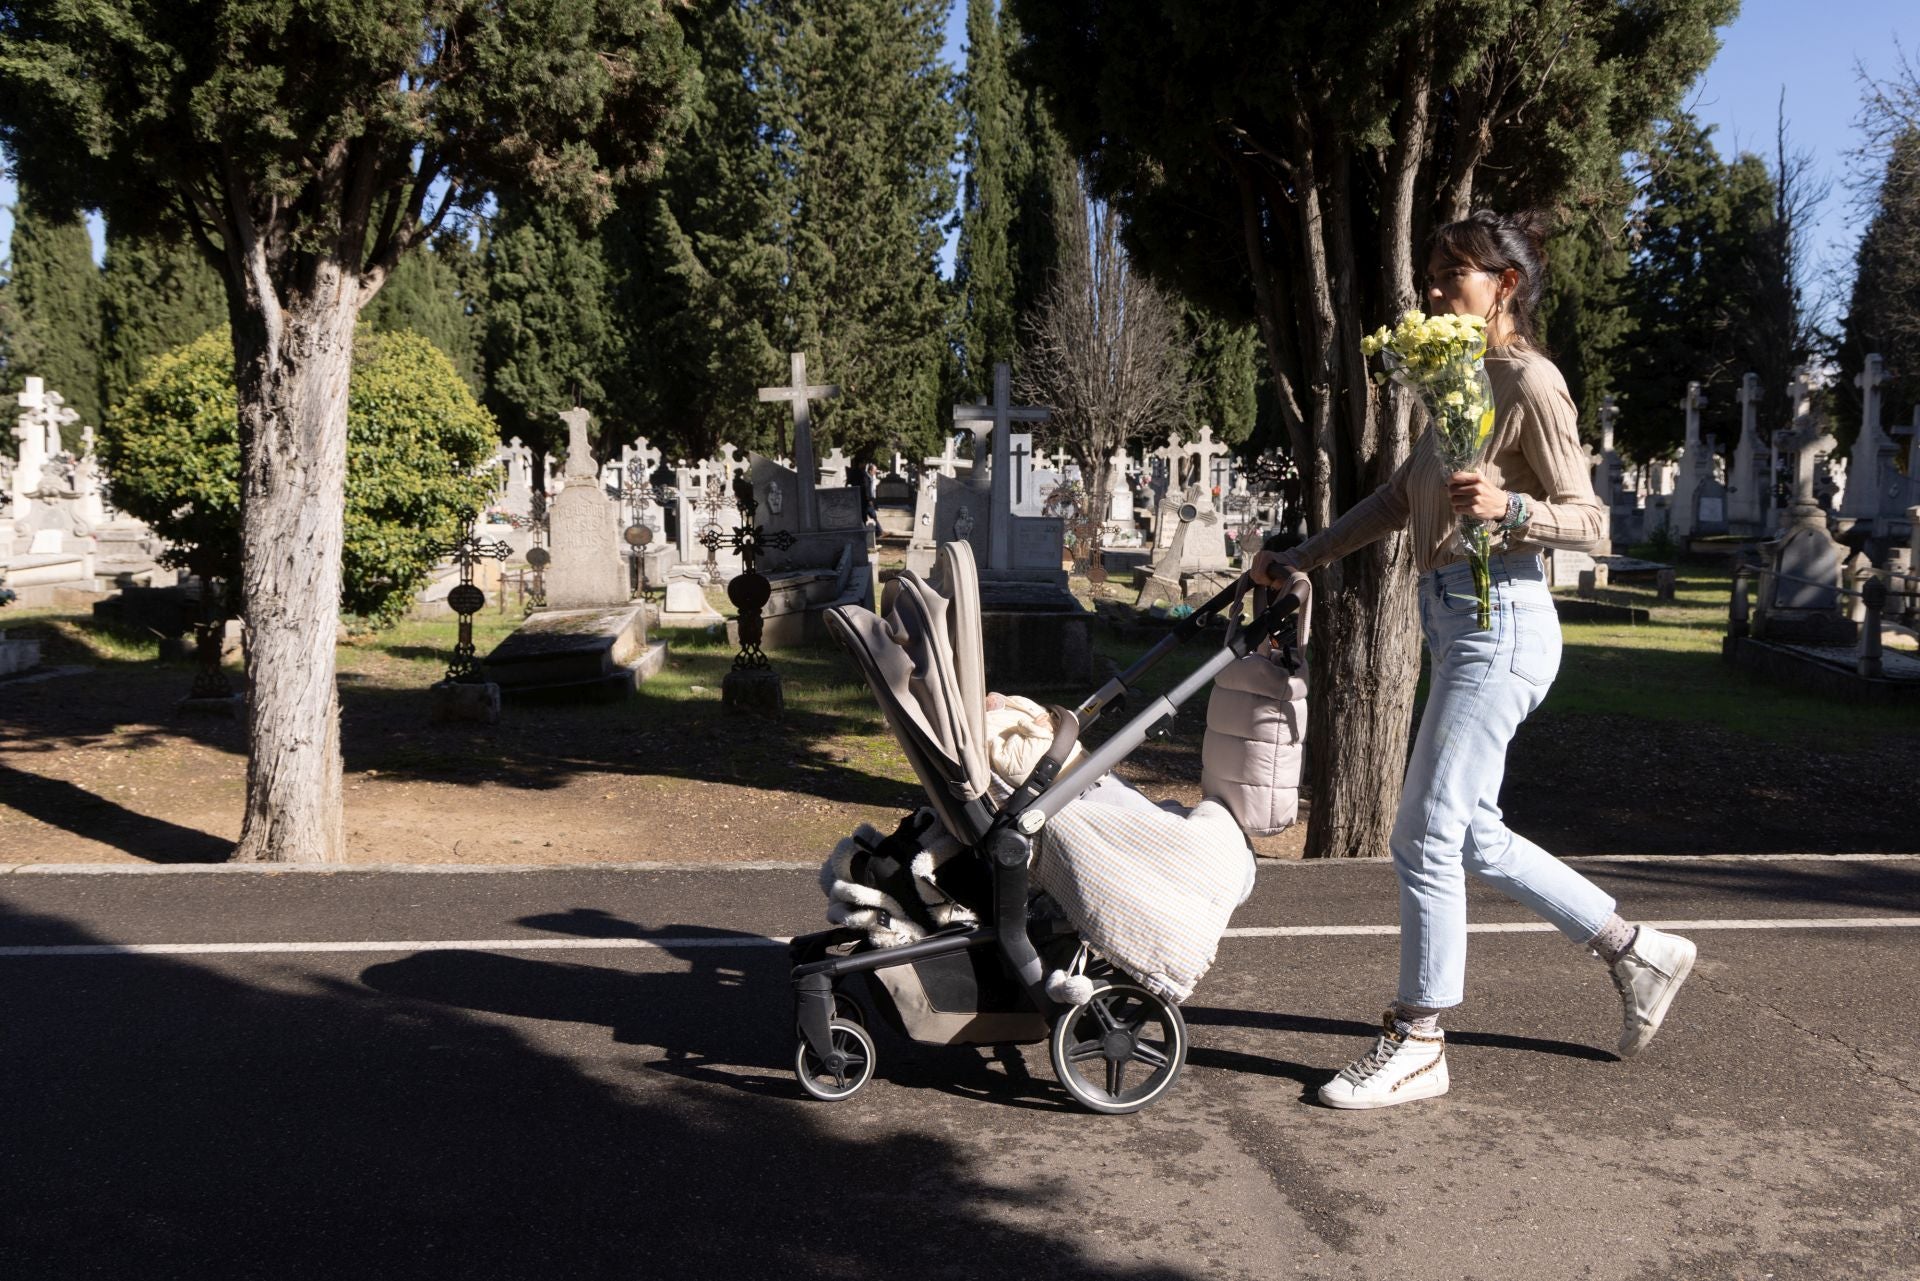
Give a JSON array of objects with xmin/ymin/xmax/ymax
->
[
  {"xmin": 794, "ymin": 1018, "xmax": 877, "ymax": 1102},
  {"xmin": 1049, "ymin": 983, "xmax": 1186, "ymax": 1114}
]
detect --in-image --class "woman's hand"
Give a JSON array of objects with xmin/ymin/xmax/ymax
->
[
  {"xmin": 1448, "ymin": 471, "xmax": 1508, "ymax": 522},
  {"xmin": 1250, "ymin": 549, "xmax": 1302, "ymax": 590}
]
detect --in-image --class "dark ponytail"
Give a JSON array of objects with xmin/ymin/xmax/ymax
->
[{"xmin": 1429, "ymin": 209, "xmax": 1551, "ymax": 349}]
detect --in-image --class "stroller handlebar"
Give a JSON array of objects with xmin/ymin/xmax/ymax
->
[{"xmin": 1037, "ymin": 573, "xmax": 1309, "ymax": 824}]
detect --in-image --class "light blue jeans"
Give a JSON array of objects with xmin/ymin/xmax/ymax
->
[{"xmin": 1391, "ymin": 552, "xmax": 1615, "ymax": 1009}]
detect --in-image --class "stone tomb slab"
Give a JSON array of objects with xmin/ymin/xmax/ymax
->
[{"xmin": 482, "ymin": 605, "xmax": 666, "ymax": 702}]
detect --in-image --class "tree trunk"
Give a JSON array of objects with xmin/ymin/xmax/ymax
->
[{"xmin": 228, "ymin": 270, "xmax": 359, "ymax": 863}]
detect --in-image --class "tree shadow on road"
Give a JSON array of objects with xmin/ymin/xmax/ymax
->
[
  {"xmin": 0, "ymin": 763, "xmax": 231, "ymax": 864},
  {"xmin": 0, "ymin": 897, "xmax": 1205, "ymax": 1280}
]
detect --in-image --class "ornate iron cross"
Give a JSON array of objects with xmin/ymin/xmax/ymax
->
[
  {"xmin": 439, "ymin": 533, "xmax": 513, "ymax": 682},
  {"xmin": 701, "ymin": 476, "xmax": 795, "ymax": 670}
]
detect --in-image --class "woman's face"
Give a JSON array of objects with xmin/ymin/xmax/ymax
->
[{"xmin": 1424, "ymin": 251, "xmax": 1505, "ymax": 318}]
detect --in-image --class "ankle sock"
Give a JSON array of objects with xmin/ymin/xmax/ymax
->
[
  {"xmin": 1389, "ymin": 1003, "xmax": 1442, "ymax": 1036},
  {"xmin": 1588, "ymin": 914, "xmax": 1639, "ymax": 965}
]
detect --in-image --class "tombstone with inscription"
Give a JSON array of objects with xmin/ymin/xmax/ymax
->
[
  {"xmin": 1692, "ymin": 434, "xmax": 1729, "ymax": 537},
  {"xmin": 874, "ymin": 469, "xmax": 915, "ymax": 543},
  {"xmin": 3, "ymin": 377, "xmax": 99, "ymax": 595},
  {"xmin": 481, "ymin": 408, "xmax": 667, "ymax": 700}
]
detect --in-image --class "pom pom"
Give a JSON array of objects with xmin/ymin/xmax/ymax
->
[{"xmin": 1046, "ymin": 970, "xmax": 1097, "ymax": 1006}]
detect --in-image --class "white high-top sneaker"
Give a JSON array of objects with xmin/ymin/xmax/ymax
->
[
  {"xmin": 1317, "ymin": 1013, "xmax": 1449, "ymax": 1110},
  {"xmin": 1610, "ymin": 926, "xmax": 1697, "ymax": 1058}
]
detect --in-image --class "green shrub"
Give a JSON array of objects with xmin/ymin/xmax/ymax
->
[{"xmin": 101, "ymin": 327, "xmax": 499, "ymax": 628}]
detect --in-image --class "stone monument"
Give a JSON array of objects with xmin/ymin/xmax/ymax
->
[{"xmin": 481, "ymin": 407, "xmax": 666, "ymax": 701}]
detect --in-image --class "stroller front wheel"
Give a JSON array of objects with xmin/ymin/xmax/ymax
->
[
  {"xmin": 1049, "ymin": 982, "xmax": 1187, "ymax": 1114},
  {"xmin": 794, "ymin": 1018, "xmax": 877, "ymax": 1102}
]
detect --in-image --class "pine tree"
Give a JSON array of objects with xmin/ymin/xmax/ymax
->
[
  {"xmin": 99, "ymin": 227, "xmax": 226, "ymax": 416},
  {"xmin": 482, "ymin": 197, "xmax": 616, "ymax": 462},
  {"xmin": 768, "ymin": 0, "xmax": 960, "ymax": 462},
  {"xmin": 363, "ymin": 238, "xmax": 483, "ymax": 392},
  {"xmin": 8, "ymin": 191, "xmax": 102, "ymax": 441}
]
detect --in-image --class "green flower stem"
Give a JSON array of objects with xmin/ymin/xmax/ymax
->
[{"xmin": 1462, "ymin": 518, "xmax": 1493, "ymax": 629}]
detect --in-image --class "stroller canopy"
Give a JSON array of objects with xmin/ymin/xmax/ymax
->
[{"xmin": 825, "ymin": 542, "xmax": 993, "ymax": 844}]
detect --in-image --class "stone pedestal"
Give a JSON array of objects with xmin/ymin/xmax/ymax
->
[
  {"xmin": 430, "ymin": 680, "xmax": 501, "ymax": 724},
  {"xmin": 722, "ymin": 666, "xmax": 785, "ymax": 717},
  {"xmin": 0, "ymin": 633, "xmax": 43, "ymax": 678}
]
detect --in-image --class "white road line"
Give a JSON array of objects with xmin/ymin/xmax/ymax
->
[
  {"xmin": 2, "ymin": 916, "xmax": 1917, "ymax": 958},
  {"xmin": 3, "ymin": 853, "xmax": 1917, "ymax": 874}
]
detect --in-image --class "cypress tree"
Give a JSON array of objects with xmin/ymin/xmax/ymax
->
[
  {"xmin": 99, "ymin": 227, "xmax": 225, "ymax": 416},
  {"xmin": 1841, "ymin": 128, "xmax": 1920, "ymax": 433},
  {"xmin": 363, "ymin": 238, "xmax": 483, "ymax": 393},
  {"xmin": 1183, "ymin": 303, "xmax": 1259, "ymax": 448},
  {"xmin": 600, "ymin": 0, "xmax": 784, "ymax": 460},
  {"xmin": 768, "ymin": 0, "xmax": 960, "ymax": 462},
  {"xmin": 1539, "ymin": 203, "xmax": 1631, "ymax": 438},
  {"xmin": 1612, "ymin": 116, "xmax": 1777, "ymax": 462},
  {"xmin": 955, "ymin": 0, "xmax": 1018, "ymax": 392},
  {"xmin": 8, "ymin": 191, "xmax": 102, "ymax": 441},
  {"xmin": 481, "ymin": 197, "xmax": 616, "ymax": 462}
]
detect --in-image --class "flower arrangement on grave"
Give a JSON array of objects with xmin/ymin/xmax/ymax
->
[{"xmin": 1360, "ymin": 309, "xmax": 1498, "ymax": 627}]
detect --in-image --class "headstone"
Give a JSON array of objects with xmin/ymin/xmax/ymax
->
[
  {"xmin": 1671, "ymin": 382, "xmax": 1709, "ymax": 539},
  {"xmin": 1727, "ymin": 373, "xmax": 1770, "ymax": 532},
  {"xmin": 1839, "ymin": 353, "xmax": 1901, "ymax": 532},
  {"xmin": 757, "ymin": 353, "xmax": 840, "ymax": 533},
  {"xmin": 951, "ymin": 362, "xmax": 1055, "ymax": 578},
  {"xmin": 542, "ymin": 408, "xmax": 629, "ymax": 610},
  {"xmin": 1754, "ymin": 374, "xmax": 1852, "ymax": 640}
]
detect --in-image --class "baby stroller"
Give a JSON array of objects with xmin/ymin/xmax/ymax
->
[{"xmin": 789, "ymin": 541, "xmax": 1308, "ymax": 1113}]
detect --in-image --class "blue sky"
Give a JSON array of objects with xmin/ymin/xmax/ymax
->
[{"xmin": 3, "ymin": 1, "xmax": 1913, "ymax": 313}]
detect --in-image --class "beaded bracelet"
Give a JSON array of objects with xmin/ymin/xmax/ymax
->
[{"xmin": 1497, "ymin": 491, "xmax": 1530, "ymax": 535}]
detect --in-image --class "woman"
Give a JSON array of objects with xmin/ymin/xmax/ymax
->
[{"xmin": 1252, "ymin": 209, "xmax": 1695, "ymax": 1110}]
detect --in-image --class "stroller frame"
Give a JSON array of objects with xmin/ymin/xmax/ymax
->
[{"xmin": 791, "ymin": 545, "xmax": 1308, "ymax": 1112}]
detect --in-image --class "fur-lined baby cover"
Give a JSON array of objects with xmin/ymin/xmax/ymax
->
[{"xmin": 819, "ymin": 810, "xmax": 989, "ymax": 949}]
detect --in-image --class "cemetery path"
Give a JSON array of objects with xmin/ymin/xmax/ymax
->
[{"xmin": 3, "ymin": 857, "xmax": 1918, "ymax": 1280}]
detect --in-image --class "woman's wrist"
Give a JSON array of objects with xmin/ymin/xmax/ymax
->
[{"xmin": 1496, "ymin": 491, "xmax": 1530, "ymax": 535}]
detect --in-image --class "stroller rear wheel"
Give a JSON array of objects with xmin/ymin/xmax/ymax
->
[
  {"xmin": 794, "ymin": 1018, "xmax": 877, "ymax": 1102},
  {"xmin": 1049, "ymin": 983, "xmax": 1186, "ymax": 1114}
]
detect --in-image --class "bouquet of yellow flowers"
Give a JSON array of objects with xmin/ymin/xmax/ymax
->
[{"xmin": 1361, "ymin": 310, "xmax": 1499, "ymax": 627}]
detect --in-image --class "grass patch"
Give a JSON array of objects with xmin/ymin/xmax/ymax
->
[{"xmin": 1545, "ymin": 560, "xmax": 1920, "ymax": 742}]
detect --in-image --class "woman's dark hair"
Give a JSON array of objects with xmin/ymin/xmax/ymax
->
[{"xmin": 1428, "ymin": 209, "xmax": 1551, "ymax": 349}]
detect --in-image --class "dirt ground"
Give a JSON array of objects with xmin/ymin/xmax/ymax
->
[{"xmin": 3, "ymin": 570, "xmax": 1917, "ymax": 866}]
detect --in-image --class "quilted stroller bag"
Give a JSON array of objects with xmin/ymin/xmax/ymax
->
[{"xmin": 1201, "ymin": 580, "xmax": 1310, "ymax": 837}]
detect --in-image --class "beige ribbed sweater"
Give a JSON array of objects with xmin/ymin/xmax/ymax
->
[{"xmin": 1290, "ymin": 345, "xmax": 1606, "ymax": 575}]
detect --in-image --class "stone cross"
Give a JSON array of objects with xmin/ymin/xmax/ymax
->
[
  {"xmin": 1682, "ymin": 382, "xmax": 1707, "ymax": 442},
  {"xmin": 925, "ymin": 433, "xmax": 967, "ymax": 479},
  {"xmin": 952, "ymin": 361, "xmax": 1049, "ymax": 573},
  {"xmin": 758, "ymin": 353, "xmax": 840, "ymax": 531},
  {"xmin": 1775, "ymin": 373, "xmax": 1836, "ymax": 521},
  {"xmin": 1841, "ymin": 353, "xmax": 1893, "ymax": 522},
  {"xmin": 1152, "ymin": 434, "xmax": 1188, "ymax": 497},
  {"xmin": 1192, "ymin": 426, "xmax": 1230, "ymax": 506},
  {"xmin": 559, "ymin": 407, "xmax": 596, "ymax": 479}
]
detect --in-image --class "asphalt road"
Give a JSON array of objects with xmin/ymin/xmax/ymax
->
[{"xmin": 2, "ymin": 856, "xmax": 1916, "ymax": 1281}]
